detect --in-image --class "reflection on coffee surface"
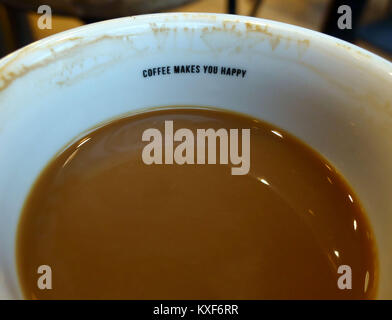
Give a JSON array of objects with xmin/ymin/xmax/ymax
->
[{"xmin": 17, "ymin": 108, "xmax": 377, "ymax": 299}]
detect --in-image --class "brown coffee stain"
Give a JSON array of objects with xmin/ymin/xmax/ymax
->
[
  {"xmin": 150, "ymin": 22, "xmax": 175, "ymax": 36},
  {"xmin": 1, "ymin": 13, "xmax": 390, "ymax": 118},
  {"xmin": 200, "ymin": 20, "xmax": 302, "ymax": 55},
  {"xmin": 0, "ymin": 35, "xmax": 133, "ymax": 92},
  {"xmin": 53, "ymin": 35, "xmax": 143, "ymax": 87},
  {"xmin": 269, "ymin": 35, "xmax": 282, "ymax": 51},
  {"xmin": 336, "ymin": 42, "xmax": 351, "ymax": 51},
  {"xmin": 243, "ymin": 22, "xmax": 310, "ymax": 55},
  {"xmin": 0, "ymin": 36, "xmax": 84, "ymax": 91},
  {"xmin": 336, "ymin": 42, "xmax": 372, "ymax": 59},
  {"xmin": 297, "ymin": 39, "xmax": 310, "ymax": 57},
  {"xmin": 0, "ymin": 30, "xmax": 154, "ymax": 92},
  {"xmin": 245, "ymin": 22, "xmax": 273, "ymax": 37},
  {"xmin": 0, "ymin": 15, "xmax": 312, "ymax": 92}
]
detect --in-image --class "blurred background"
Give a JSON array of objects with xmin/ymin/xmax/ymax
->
[{"xmin": 0, "ymin": 0, "xmax": 391, "ymax": 60}]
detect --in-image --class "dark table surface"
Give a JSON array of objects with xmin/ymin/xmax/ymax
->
[{"xmin": 0, "ymin": 0, "xmax": 196, "ymax": 19}]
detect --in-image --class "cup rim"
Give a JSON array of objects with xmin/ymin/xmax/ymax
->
[{"xmin": 1, "ymin": 12, "xmax": 392, "ymax": 93}]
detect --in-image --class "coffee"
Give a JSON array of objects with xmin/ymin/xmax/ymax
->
[{"xmin": 16, "ymin": 108, "xmax": 377, "ymax": 299}]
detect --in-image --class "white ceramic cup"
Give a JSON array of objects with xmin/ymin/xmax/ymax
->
[{"xmin": 0, "ymin": 13, "xmax": 391, "ymax": 299}]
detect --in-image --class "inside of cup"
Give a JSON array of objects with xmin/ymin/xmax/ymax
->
[{"xmin": 0, "ymin": 13, "xmax": 391, "ymax": 299}]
